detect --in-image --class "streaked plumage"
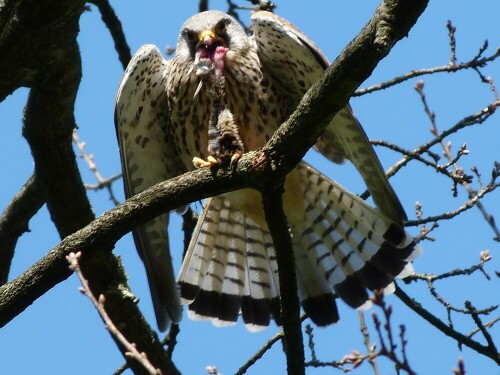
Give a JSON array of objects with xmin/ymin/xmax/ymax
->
[{"xmin": 115, "ymin": 10, "xmax": 421, "ymax": 332}]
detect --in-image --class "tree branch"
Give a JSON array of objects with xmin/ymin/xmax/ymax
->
[
  {"xmin": 0, "ymin": 1, "xmax": 429, "ymax": 372},
  {"xmin": 0, "ymin": 1, "xmax": 177, "ymax": 373},
  {"xmin": 88, "ymin": 0, "xmax": 131, "ymax": 69},
  {"xmin": 395, "ymin": 286, "xmax": 500, "ymax": 364},
  {"xmin": 0, "ymin": 174, "xmax": 45, "ymax": 284},
  {"xmin": 261, "ymin": 187, "xmax": 304, "ymax": 375}
]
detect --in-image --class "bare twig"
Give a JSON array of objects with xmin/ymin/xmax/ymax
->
[
  {"xmin": 72, "ymin": 130, "xmax": 122, "ymax": 206},
  {"xmin": 235, "ymin": 329, "xmax": 285, "ymax": 375},
  {"xmin": 405, "ymin": 176, "xmax": 499, "ymax": 226},
  {"xmin": 465, "ymin": 301, "xmax": 498, "ymax": 356},
  {"xmin": 414, "ymin": 81, "xmax": 500, "ymax": 240},
  {"xmin": 359, "ymin": 311, "xmax": 380, "ymax": 374},
  {"xmin": 304, "ymin": 324, "xmax": 318, "ymax": 363},
  {"xmin": 370, "ymin": 139, "xmax": 472, "ymax": 184},
  {"xmin": 452, "ymin": 358, "xmax": 466, "ymax": 375},
  {"xmin": 354, "ymin": 25, "xmax": 500, "ymax": 97},
  {"xmin": 164, "ymin": 324, "xmax": 181, "ymax": 361},
  {"xmin": 446, "ymin": 21, "xmax": 457, "ymax": 66},
  {"xmin": 395, "ymin": 286, "xmax": 500, "ymax": 364},
  {"xmin": 371, "ymin": 292, "xmax": 416, "ymax": 375},
  {"xmin": 468, "ymin": 317, "xmax": 500, "ymax": 339},
  {"xmin": 66, "ymin": 252, "xmax": 161, "ymax": 375}
]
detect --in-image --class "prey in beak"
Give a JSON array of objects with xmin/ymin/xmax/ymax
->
[{"xmin": 194, "ymin": 29, "xmax": 228, "ymax": 77}]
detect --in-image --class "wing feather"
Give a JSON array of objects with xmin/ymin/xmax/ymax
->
[
  {"xmin": 115, "ymin": 44, "xmax": 185, "ymax": 331},
  {"xmin": 251, "ymin": 11, "xmax": 406, "ymax": 222}
]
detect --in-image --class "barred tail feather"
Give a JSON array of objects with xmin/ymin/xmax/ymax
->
[
  {"xmin": 178, "ymin": 196, "xmax": 280, "ymax": 331},
  {"xmin": 294, "ymin": 162, "xmax": 421, "ymax": 323}
]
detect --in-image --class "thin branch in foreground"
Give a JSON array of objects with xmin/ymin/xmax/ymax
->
[
  {"xmin": 371, "ymin": 292, "xmax": 416, "ymax": 375},
  {"xmin": 359, "ymin": 311, "xmax": 380, "ymax": 375},
  {"xmin": 66, "ymin": 252, "xmax": 161, "ymax": 375},
  {"xmin": 452, "ymin": 358, "xmax": 466, "ymax": 375},
  {"xmin": 304, "ymin": 324, "xmax": 318, "ymax": 363}
]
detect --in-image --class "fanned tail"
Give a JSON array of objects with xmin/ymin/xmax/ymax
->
[
  {"xmin": 178, "ymin": 197, "xmax": 281, "ymax": 331},
  {"xmin": 178, "ymin": 163, "xmax": 421, "ymax": 330},
  {"xmin": 294, "ymin": 162, "xmax": 421, "ymax": 324}
]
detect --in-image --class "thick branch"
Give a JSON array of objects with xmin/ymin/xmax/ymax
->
[{"xmin": 0, "ymin": 0, "xmax": 177, "ymax": 372}]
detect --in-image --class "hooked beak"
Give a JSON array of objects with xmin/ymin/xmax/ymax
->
[{"xmin": 196, "ymin": 30, "xmax": 221, "ymax": 48}]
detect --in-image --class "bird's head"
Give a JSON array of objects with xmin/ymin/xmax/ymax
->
[{"xmin": 176, "ymin": 11, "xmax": 248, "ymax": 76}]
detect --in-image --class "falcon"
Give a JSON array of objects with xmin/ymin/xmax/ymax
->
[{"xmin": 115, "ymin": 10, "xmax": 421, "ymax": 332}]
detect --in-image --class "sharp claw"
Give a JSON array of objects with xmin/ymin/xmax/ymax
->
[{"xmin": 229, "ymin": 152, "xmax": 242, "ymax": 170}]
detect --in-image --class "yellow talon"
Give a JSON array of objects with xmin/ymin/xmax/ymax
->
[{"xmin": 192, "ymin": 156, "xmax": 219, "ymax": 168}]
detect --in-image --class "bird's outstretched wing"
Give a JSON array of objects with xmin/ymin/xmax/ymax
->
[
  {"xmin": 251, "ymin": 11, "xmax": 407, "ymax": 223},
  {"xmin": 115, "ymin": 44, "xmax": 186, "ymax": 331}
]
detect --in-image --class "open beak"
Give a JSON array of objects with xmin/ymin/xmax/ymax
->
[{"xmin": 194, "ymin": 29, "xmax": 228, "ymax": 78}]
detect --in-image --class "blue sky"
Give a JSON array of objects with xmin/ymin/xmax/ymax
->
[{"xmin": 0, "ymin": 1, "xmax": 499, "ymax": 374}]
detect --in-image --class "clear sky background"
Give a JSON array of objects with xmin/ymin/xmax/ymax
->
[{"xmin": 1, "ymin": 1, "xmax": 499, "ymax": 374}]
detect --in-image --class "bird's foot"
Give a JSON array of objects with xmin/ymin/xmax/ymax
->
[{"xmin": 193, "ymin": 156, "xmax": 219, "ymax": 169}]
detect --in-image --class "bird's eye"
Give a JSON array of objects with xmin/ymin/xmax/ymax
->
[
  {"xmin": 215, "ymin": 20, "xmax": 228, "ymax": 35},
  {"xmin": 182, "ymin": 29, "xmax": 197, "ymax": 43}
]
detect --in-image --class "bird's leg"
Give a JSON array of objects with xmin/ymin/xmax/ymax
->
[{"xmin": 193, "ymin": 70, "xmax": 244, "ymax": 170}]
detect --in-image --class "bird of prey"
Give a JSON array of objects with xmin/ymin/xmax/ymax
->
[{"xmin": 115, "ymin": 10, "xmax": 421, "ymax": 332}]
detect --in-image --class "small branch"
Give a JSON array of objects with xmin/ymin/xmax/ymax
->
[
  {"xmin": 66, "ymin": 252, "xmax": 160, "ymax": 375},
  {"xmin": 304, "ymin": 324, "xmax": 318, "ymax": 363},
  {"xmin": 360, "ymin": 99, "xmax": 499, "ymax": 202},
  {"xmin": 465, "ymin": 301, "xmax": 498, "ymax": 356},
  {"xmin": 446, "ymin": 21, "xmax": 457, "ymax": 66},
  {"xmin": 164, "ymin": 324, "xmax": 181, "ymax": 361},
  {"xmin": 0, "ymin": 174, "xmax": 45, "ymax": 284},
  {"xmin": 395, "ymin": 286, "xmax": 500, "ymax": 364},
  {"xmin": 88, "ymin": 0, "xmax": 131, "ymax": 69},
  {"xmin": 405, "ymin": 253, "xmax": 497, "ymax": 315},
  {"xmin": 235, "ymin": 318, "xmax": 307, "ymax": 375},
  {"xmin": 370, "ymin": 139, "xmax": 472, "ymax": 184},
  {"xmin": 261, "ymin": 187, "xmax": 304, "ymax": 375},
  {"xmin": 414, "ymin": 81, "xmax": 500, "ymax": 238},
  {"xmin": 354, "ymin": 40, "xmax": 500, "ymax": 96},
  {"xmin": 406, "ymin": 253, "xmax": 492, "ymax": 284},
  {"xmin": 72, "ymin": 130, "xmax": 121, "ymax": 206},
  {"xmin": 359, "ymin": 311, "xmax": 380, "ymax": 374},
  {"xmin": 468, "ymin": 317, "xmax": 500, "ymax": 339},
  {"xmin": 405, "ymin": 177, "xmax": 499, "ymax": 226}
]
